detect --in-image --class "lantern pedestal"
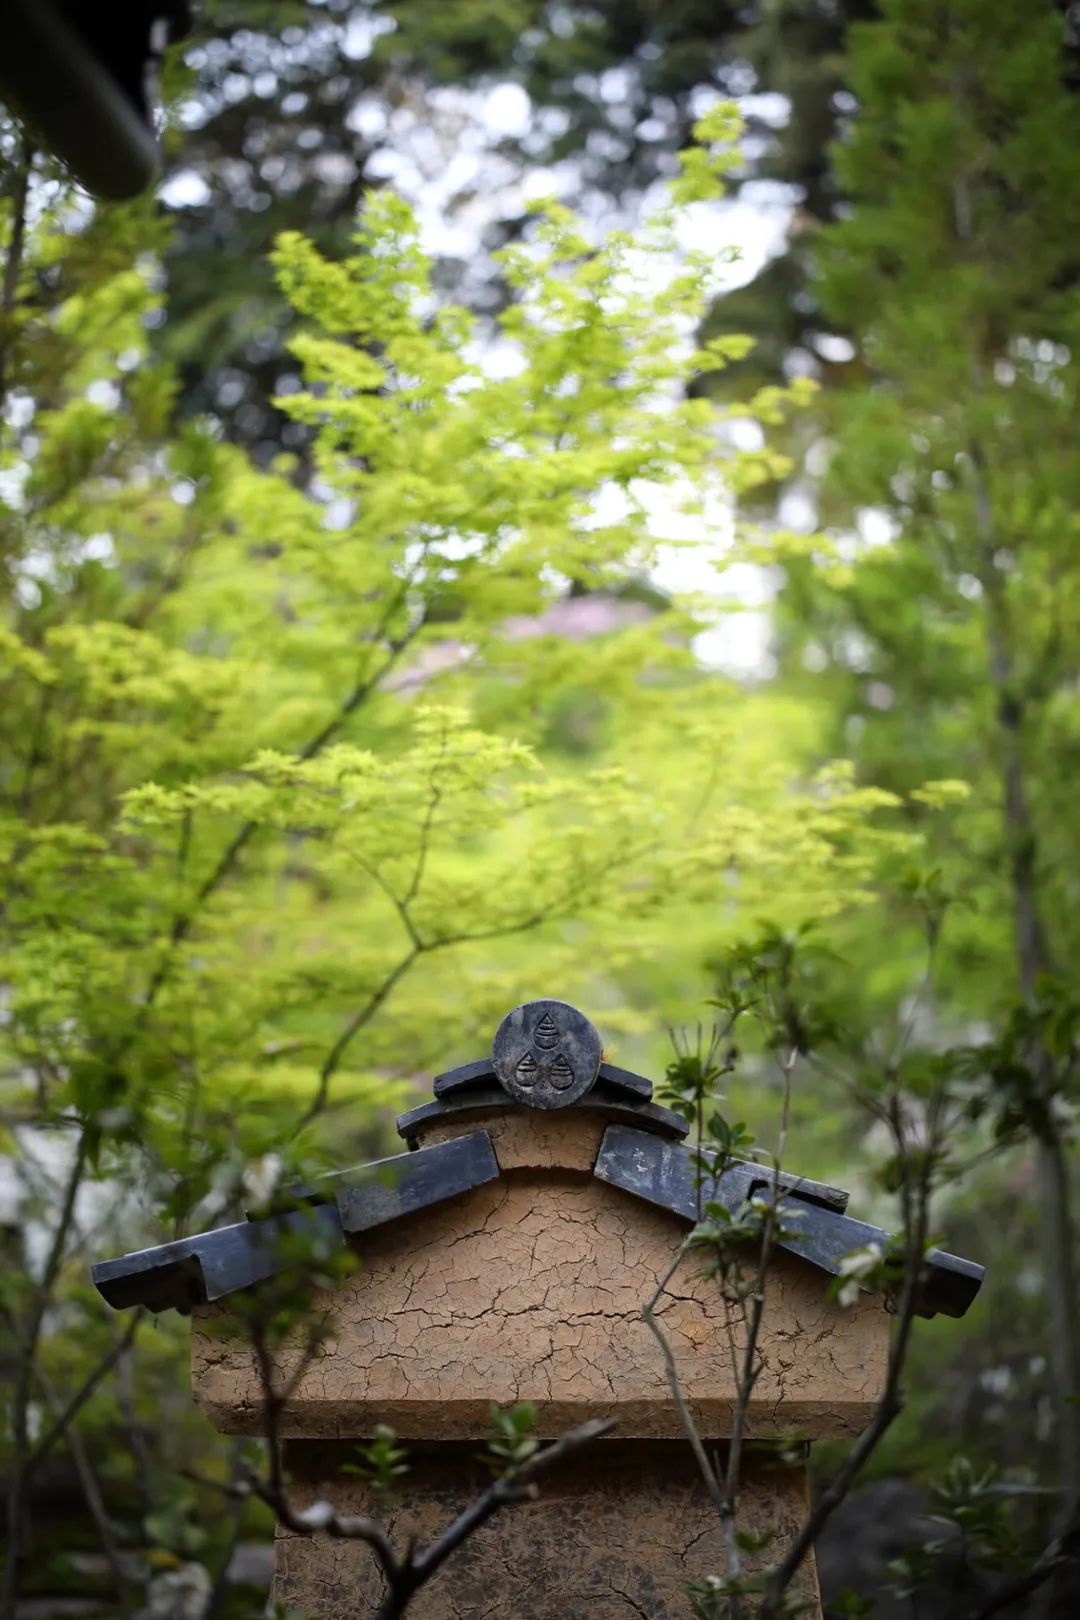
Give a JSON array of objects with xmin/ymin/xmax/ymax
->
[
  {"xmin": 93, "ymin": 998, "xmax": 982, "ymax": 1619},
  {"xmin": 192, "ymin": 1109, "xmax": 891, "ymax": 1618}
]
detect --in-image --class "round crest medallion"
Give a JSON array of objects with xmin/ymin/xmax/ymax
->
[{"xmin": 491, "ymin": 999, "xmax": 602, "ymax": 1109}]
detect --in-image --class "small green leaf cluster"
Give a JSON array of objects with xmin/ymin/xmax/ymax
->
[
  {"xmin": 688, "ymin": 1567, "xmax": 810, "ymax": 1620},
  {"xmin": 345, "ymin": 1427, "xmax": 411, "ymax": 1498},
  {"xmin": 485, "ymin": 1402, "xmax": 540, "ymax": 1476},
  {"xmin": 687, "ymin": 1194, "xmax": 805, "ymax": 1296},
  {"xmin": 886, "ymin": 1456, "xmax": 1023, "ymax": 1597},
  {"xmin": 709, "ymin": 921, "xmax": 846, "ymax": 1061}
]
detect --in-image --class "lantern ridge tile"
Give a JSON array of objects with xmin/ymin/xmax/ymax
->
[
  {"xmin": 397, "ymin": 1083, "xmax": 689, "ymax": 1145},
  {"xmin": 433, "ymin": 1055, "xmax": 654, "ymax": 1102}
]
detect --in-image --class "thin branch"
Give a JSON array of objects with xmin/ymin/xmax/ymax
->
[
  {"xmin": 113, "ymin": 1322, "xmax": 154, "ymax": 1542},
  {"xmin": 757, "ymin": 1283, "xmax": 917, "ymax": 1614},
  {"xmin": 642, "ymin": 1251, "xmax": 728, "ymax": 1519},
  {"xmin": 138, "ymin": 614, "xmax": 426, "ymax": 1022},
  {"xmin": 14, "ymin": 683, "xmax": 54, "ymax": 817},
  {"xmin": 1, "ymin": 1131, "xmax": 89, "ymax": 1620},
  {"xmin": 757, "ymin": 1091, "xmax": 931, "ymax": 1619},
  {"xmin": 401, "ymin": 781, "xmax": 441, "ymax": 911},
  {"xmin": 34, "ymin": 1364, "xmax": 134, "ymax": 1619},
  {"xmin": 354, "ymin": 859, "xmax": 422, "ymax": 950},
  {"xmin": 292, "ymin": 860, "xmax": 631, "ymax": 1135},
  {"xmin": 292, "ymin": 946, "xmax": 419, "ymax": 1137},
  {"xmin": 123, "ymin": 527, "xmax": 204, "ymax": 631},
  {"xmin": 191, "ymin": 1467, "xmax": 399, "ymax": 1587},
  {"xmin": 25, "ymin": 1311, "xmax": 144, "ymax": 1476},
  {"xmin": 203, "ymin": 1442, "xmax": 251, "ymax": 1620},
  {"xmin": 398, "ymin": 1417, "xmax": 614, "ymax": 1598},
  {"xmin": 721, "ymin": 1045, "xmax": 797, "ymax": 1610}
]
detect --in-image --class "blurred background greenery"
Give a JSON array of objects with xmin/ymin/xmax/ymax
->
[{"xmin": 2, "ymin": 2, "xmax": 1079, "ymax": 1616}]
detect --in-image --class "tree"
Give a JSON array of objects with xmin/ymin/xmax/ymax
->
[
  {"xmin": 157, "ymin": 0, "xmax": 884, "ymax": 457},
  {"xmin": 1, "ymin": 107, "xmax": 918, "ymax": 1616},
  {"xmin": 770, "ymin": 0, "xmax": 1080, "ymax": 1518}
]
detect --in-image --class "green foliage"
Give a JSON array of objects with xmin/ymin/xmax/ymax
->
[
  {"xmin": 6, "ymin": 7, "xmax": 1073, "ymax": 1598},
  {"xmin": 780, "ymin": 0, "xmax": 1080, "ymax": 1003},
  {"xmin": 662, "ymin": 1026, "xmax": 743, "ymax": 1132},
  {"xmin": 485, "ymin": 1402, "xmax": 540, "ymax": 1475},
  {"xmin": 143, "ymin": 1497, "xmax": 209, "ymax": 1561},
  {"xmin": 159, "ymin": 1, "xmax": 875, "ymax": 459},
  {"xmin": 688, "ymin": 1567, "xmax": 810, "ymax": 1620},
  {"xmin": 926, "ymin": 1456, "xmax": 1023, "ymax": 1567},
  {"xmin": 710, "ymin": 921, "xmax": 848, "ymax": 1058},
  {"xmin": 0, "ymin": 110, "xmax": 917, "ymax": 1207},
  {"xmin": 2, "ymin": 106, "xmax": 941, "ymax": 1613},
  {"xmin": 348, "ymin": 1426, "xmax": 411, "ymax": 1497},
  {"xmin": 956, "ymin": 976, "xmax": 1080, "ymax": 1145},
  {"xmin": 757, "ymin": 0, "xmax": 1080, "ymax": 1521},
  {"xmin": 828, "ymin": 1591, "xmax": 874, "ymax": 1620},
  {"xmin": 885, "ymin": 1456, "xmax": 1025, "ymax": 1600}
]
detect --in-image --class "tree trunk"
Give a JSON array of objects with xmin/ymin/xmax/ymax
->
[{"xmin": 980, "ymin": 535, "xmax": 1080, "ymax": 1504}]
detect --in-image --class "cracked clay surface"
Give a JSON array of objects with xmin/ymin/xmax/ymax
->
[
  {"xmin": 191, "ymin": 1113, "xmax": 889, "ymax": 1441},
  {"xmin": 275, "ymin": 1441, "xmax": 821, "ymax": 1620}
]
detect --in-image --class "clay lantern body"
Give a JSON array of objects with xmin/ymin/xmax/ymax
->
[{"xmin": 94, "ymin": 999, "xmax": 984, "ymax": 1619}]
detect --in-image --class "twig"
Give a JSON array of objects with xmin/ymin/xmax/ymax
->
[
  {"xmin": 25, "ymin": 1311, "xmax": 144, "ymax": 1476},
  {"xmin": 34, "ymin": 1364, "xmax": 134, "ymax": 1619},
  {"xmin": 292, "ymin": 853, "xmax": 638, "ymax": 1134},
  {"xmin": 292, "ymin": 946, "xmax": 419, "ymax": 1136},
  {"xmin": 193, "ymin": 1468, "xmax": 399, "ymax": 1587},
  {"xmin": 401, "ymin": 749, "xmax": 444, "ymax": 912},
  {"xmin": 395, "ymin": 1417, "xmax": 613, "ymax": 1604},
  {"xmin": 1, "ymin": 1131, "xmax": 89, "ymax": 1620},
  {"xmin": 722, "ymin": 1045, "xmax": 797, "ymax": 1610},
  {"xmin": 137, "ymin": 611, "xmax": 426, "ymax": 1023},
  {"xmin": 203, "ymin": 1442, "xmax": 251, "ymax": 1620},
  {"xmin": 114, "ymin": 1321, "xmax": 154, "ymax": 1548},
  {"xmin": 194, "ymin": 1377, "xmax": 610, "ymax": 1620},
  {"xmin": 757, "ymin": 1090, "xmax": 931, "ymax": 1618},
  {"xmin": 642, "ymin": 1251, "xmax": 728, "ymax": 1519}
]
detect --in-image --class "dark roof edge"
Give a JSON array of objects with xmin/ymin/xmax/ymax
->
[
  {"xmin": 595, "ymin": 1124, "xmax": 984, "ymax": 1321},
  {"xmin": 92, "ymin": 1132, "xmax": 498, "ymax": 1315},
  {"xmin": 397, "ymin": 1083, "xmax": 688, "ymax": 1144}
]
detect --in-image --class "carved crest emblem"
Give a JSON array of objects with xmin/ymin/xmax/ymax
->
[{"xmin": 492, "ymin": 999, "xmax": 602, "ymax": 1109}]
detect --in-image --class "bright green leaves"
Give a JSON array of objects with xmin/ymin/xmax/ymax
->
[
  {"xmin": 0, "ymin": 106, "xmax": 923, "ymax": 1209},
  {"xmin": 259, "ymin": 109, "xmax": 812, "ymax": 672},
  {"xmin": 670, "ymin": 104, "xmax": 745, "ymax": 206},
  {"xmin": 350, "ymin": 1426, "xmax": 411, "ymax": 1497},
  {"xmin": 486, "ymin": 1402, "xmax": 540, "ymax": 1475},
  {"xmin": 0, "ymin": 623, "xmax": 55, "ymax": 684}
]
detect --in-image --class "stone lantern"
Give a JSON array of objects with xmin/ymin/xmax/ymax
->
[{"xmin": 93, "ymin": 999, "xmax": 983, "ymax": 1619}]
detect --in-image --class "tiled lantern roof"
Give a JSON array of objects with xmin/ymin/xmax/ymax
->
[{"xmin": 93, "ymin": 998, "xmax": 983, "ymax": 1321}]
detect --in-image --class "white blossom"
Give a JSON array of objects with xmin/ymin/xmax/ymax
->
[
  {"xmin": 836, "ymin": 1241, "xmax": 884, "ymax": 1307},
  {"xmin": 241, "ymin": 1152, "xmax": 284, "ymax": 1207}
]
